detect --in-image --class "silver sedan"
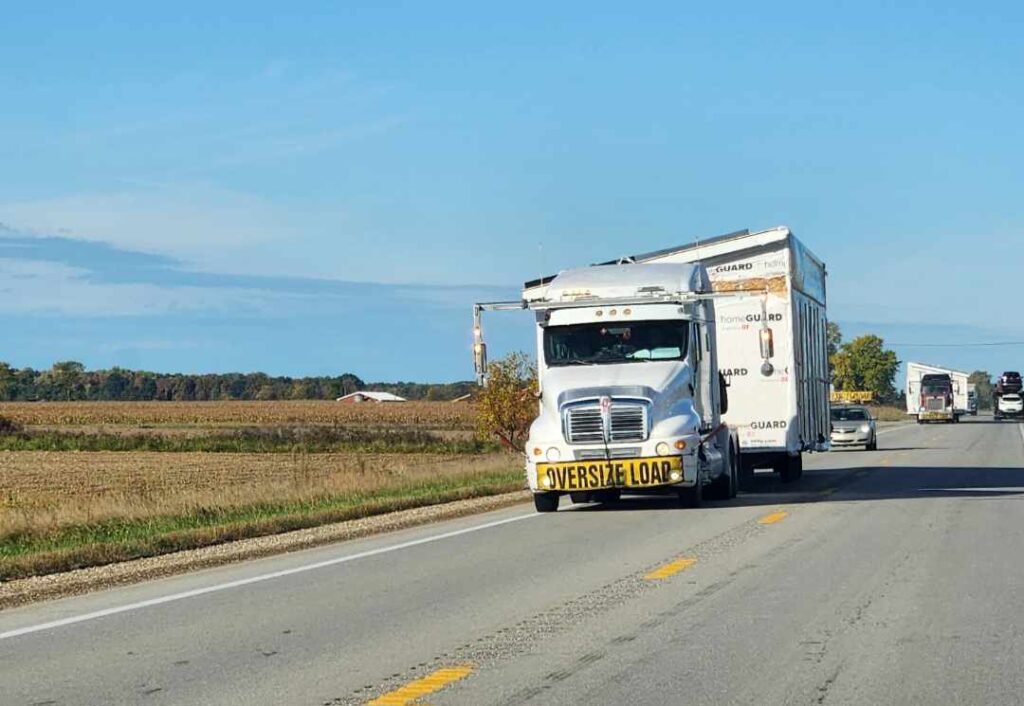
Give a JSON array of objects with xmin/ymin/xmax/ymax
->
[{"xmin": 830, "ymin": 405, "xmax": 878, "ymax": 451}]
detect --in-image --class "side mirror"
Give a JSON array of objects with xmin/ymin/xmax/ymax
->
[{"xmin": 718, "ymin": 371, "xmax": 730, "ymax": 415}]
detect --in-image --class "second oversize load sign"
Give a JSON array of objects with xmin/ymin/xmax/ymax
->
[{"xmin": 536, "ymin": 456, "xmax": 683, "ymax": 491}]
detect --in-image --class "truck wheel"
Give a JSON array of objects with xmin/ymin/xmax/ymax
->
[
  {"xmin": 729, "ymin": 444, "xmax": 740, "ymax": 499},
  {"xmin": 779, "ymin": 454, "xmax": 803, "ymax": 483},
  {"xmin": 569, "ymin": 492, "xmax": 593, "ymax": 505},
  {"xmin": 533, "ymin": 492, "xmax": 560, "ymax": 513},
  {"xmin": 677, "ymin": 478, "xmax": 703, "ymax": 508},
  {"xmin": 707, "ymin": 443, "xmax": 739, "ymax": 500}
]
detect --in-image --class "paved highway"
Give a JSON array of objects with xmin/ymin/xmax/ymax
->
[{"xmin": 3, "ymin": 418, "xmax": 1024, "ymax": 705}]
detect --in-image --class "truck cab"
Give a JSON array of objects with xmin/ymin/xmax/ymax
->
[{"xmin": 917, "ymin": 373, "xmax": 956, "ymax": 424}]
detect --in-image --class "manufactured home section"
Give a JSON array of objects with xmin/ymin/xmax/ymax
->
[
  {"xmin": 622, "ymin": 227, "xmax": 830, "ymax": 456},
  {"xmin": 905, "ymin": 362, "xmax": 970, "ymax": 416}
]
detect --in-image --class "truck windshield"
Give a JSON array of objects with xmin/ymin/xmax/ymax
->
[
  {"xmin": 544, "ymin": 321, "xmax": 688, "ymax": 366},
  {"xmin": 922, "ymin": 383, "xmax": 950, "ymax": 394}
]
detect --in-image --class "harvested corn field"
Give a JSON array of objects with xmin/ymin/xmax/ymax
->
[{"xmin": 0, "ymin": 401, "xmax": 521, "ymax": 579}]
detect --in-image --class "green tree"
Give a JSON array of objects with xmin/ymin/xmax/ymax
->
[
  {"xmin": 968, "ymin": 370, "xmax": 993, "ymax": 410},
  {"xmin": 476, "ymin": 352, "xmax": 538, "ymax": 452},
  {"xmin": 830, "ymin": 335, "xmax": 900, "ymax": 402},
  {"xmin": 0, "ymin": 362, "xmax": 14, "ymax": 400}
]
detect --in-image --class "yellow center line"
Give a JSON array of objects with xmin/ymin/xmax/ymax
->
[
  {"xmin": 367, "ymin": 665, "xmax": 474, "ymax": 705},
  {"xmin": 758, "ymin": 511, "xmax": 789, "ymax": 525},
  {"xmin": 644, "ymin": 557, "xmax": 698, "ymax": 580}
]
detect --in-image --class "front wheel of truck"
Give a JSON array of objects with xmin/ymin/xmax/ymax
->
[{"xmin": 534, "ymin": 492, "xmax": 560, "ymax": 513}]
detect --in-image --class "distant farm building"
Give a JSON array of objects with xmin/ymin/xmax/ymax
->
[{"xmin": 336, "ymin": 391, "xmax": 407, "ymax": 404}]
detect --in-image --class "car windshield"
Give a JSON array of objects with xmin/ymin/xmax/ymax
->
[
  {"xmin": 831, "ymin": 408, "xmax": 868, "ymax": 421},
  {"xmin": 544, "ymin": 320, "xmax": 688, "ymax": 366}
]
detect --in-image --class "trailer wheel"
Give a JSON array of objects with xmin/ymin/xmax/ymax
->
[{"xmin": 533, "ymin": 492, "xmax": 560, "ymax": 513}]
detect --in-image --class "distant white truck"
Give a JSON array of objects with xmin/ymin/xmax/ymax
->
[{"xmin": 905, "ymin": 362, "xmax": 969, "ymax": 422}]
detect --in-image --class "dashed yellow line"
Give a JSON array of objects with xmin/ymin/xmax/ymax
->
[
  {"xmin": 367, "ymin": 665, "xmax": 474, "ymax": 705},
  {"xmin": 644, "ymin": 557, "xmax": 698, "ymax": 580},
  {"xmin": 758, "ymin": 511, "xmax": 789, "ymax": 525}
]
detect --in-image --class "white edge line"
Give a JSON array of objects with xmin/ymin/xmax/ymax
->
[
  {"xmin": 1019, "ymin": 422, "xmax": 1024, "ymax": 450},
  {"xmin": 0, "ymin": 511, "xmax": 540, "ymax": 641}
]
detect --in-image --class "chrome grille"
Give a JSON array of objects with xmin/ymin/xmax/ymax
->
[
  {"xmin": 924, "ymin": 397, "xmax": 945, "ymax": 411},
  {"xmin": 609, "ymin": 405, "xmax": 646, "ymax": 442},
  {"xmin": 564, "ymin": 401, "xmax": 649, "ymax": 444}
]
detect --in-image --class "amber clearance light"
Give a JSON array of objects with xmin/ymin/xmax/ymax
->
[{"xmin": 674, "ymin": 440, "xmax": 688, "ymax": 451}]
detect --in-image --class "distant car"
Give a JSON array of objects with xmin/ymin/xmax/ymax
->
[
  {"xmin": 995, "ymin": 393, "xmax": 1023, "ymax": 421},
  {"xmin": 830, "ymin": 405, "xmax": 877, "ymax": 450}
]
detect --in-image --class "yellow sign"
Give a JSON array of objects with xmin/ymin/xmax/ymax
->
[
  {"xmin": 831, "ymin": 390, "xmax": 875, "ymax": 404},
  {"xmin": 537, "ymin": 456, "xmax": 683, "ymax": 491}
]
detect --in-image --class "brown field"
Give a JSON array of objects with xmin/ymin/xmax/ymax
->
[
  {"xmin": 0, "ymin": 401, "xmax": 520, "ymax": 579},
  {"xmin": 0, "ymin": 450, "xmax": 517, "ymax": 538},
  {"xmin": 0, "ymin": 400, "xmax": 477, "ymax": 429}
]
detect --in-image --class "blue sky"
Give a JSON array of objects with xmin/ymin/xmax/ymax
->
[{"xmin": 2, "ymin": 1, "xmax": 1023, "ymax": 381}]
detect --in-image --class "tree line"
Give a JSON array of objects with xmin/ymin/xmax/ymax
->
[{"xmin": 0, "ymin": 361, "xmax": 475, "ymax": 402}]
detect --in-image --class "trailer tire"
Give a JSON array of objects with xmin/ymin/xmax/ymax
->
[{"xmin": 533, "ymin": 492, "xmax": 560, "ymax": 513}]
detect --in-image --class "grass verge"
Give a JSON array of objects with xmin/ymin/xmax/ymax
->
[
  {"xmin": 0, "ymin": 470, "xmax": 523, "ymax": 580},
  {"xmin": 0, "ymin": 427, "xmax": 497, "ymax": 454}
]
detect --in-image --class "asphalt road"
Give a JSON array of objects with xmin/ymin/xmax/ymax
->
[{"xmin": 3, "ymin": 417, "xmax": 1024, "ymax": 706}]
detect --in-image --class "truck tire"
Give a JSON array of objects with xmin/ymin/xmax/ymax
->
[
  {"xmin": 779, "ymin": 454, "xmax": 803, "ymax": 483},
  {"xmin": 533, "ymin": 492, "xmax": 560, "ymax": 513},
  {"xmin": 707, "ymin": 442, "xmax": 739, "ymax": 500},
  {"xmin": 677, "ymin": 478, "xmax": 703, "ymax": 508},
  {"xmin": 569, "ymin": 492, "xmax": 593, "ymax": 505}
]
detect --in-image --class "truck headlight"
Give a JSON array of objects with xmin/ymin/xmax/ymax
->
[
  {"xmin": 545, "ymin": 447, "xmax": 561, "ymax": 462},
  {"xmin": 656, "ymin": 442, "xmax": 671, "ymax": 456}
]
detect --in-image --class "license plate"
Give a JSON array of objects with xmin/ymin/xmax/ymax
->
[{"xmin": 536, "ymin": 456, "xmax": 682, "ymax": 491}]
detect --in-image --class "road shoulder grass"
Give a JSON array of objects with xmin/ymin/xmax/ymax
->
[{"xmin": 0, "ymin": 470, "xmax": 523, "ymax": 581}]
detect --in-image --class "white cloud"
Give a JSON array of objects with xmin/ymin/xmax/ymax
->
[
  {"xmin": 0, "ymin": 258, "xmax": 280, "ymax": 317},
  {"xmin": 0, "ymin": 185, "xmax": 330, "ymax": 269}
]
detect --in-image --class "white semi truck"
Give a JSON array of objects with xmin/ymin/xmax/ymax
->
[
  {"xmin": 905, "ymin": 362, "xmax": 969, "ymax": 422},
  {"xmin": 475, "ymin": 263, "xmax": 745, "ymax": 512},
  {"xmin": 473, "ymin": 226, "xmax": 828, "ymax": 512}
]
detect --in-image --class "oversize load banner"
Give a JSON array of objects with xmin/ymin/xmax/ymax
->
[{"xmin": 537, "ymin": 456, "xmax": 683, "ymax": 491}]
